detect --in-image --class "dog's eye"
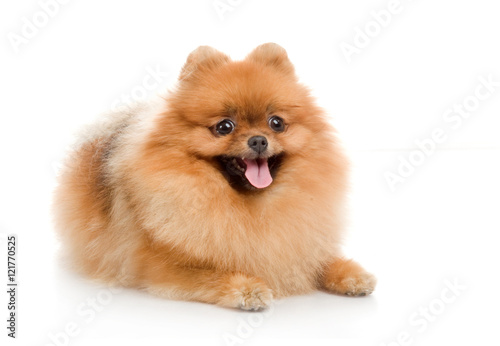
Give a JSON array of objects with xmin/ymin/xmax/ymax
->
[
  {"xmin": 268, "ymin": 116, "xmax": 285, "ymax": 133},
  {"xmin": 215, "ymin": 119, "xmax": 235, "ymax": 135}
]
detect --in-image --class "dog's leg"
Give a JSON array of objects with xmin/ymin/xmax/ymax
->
[
  {"xmin": 142, "ymin": 264, "xmax": 273, "ymax": 310},
  {"xmin": 319, "ymin": 258, "xmax": 376, "ymax": 296}
]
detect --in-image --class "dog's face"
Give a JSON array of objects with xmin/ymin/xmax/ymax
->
[{"xmin": 161, "ymin": 43, "xmax": 326, "ymax": 191}]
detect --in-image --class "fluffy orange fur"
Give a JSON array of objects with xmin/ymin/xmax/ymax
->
[{"xmin": 53, "ymin": 43, "xmax": 376, "ymax": 310}]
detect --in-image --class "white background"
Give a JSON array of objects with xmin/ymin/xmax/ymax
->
[{"xmin": 1, "ymin": 0, "xmax": 499, "ymax": 345}]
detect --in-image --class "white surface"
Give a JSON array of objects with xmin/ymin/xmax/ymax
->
[{"xmin": 1, "ymin": 1, "xmax": 499, "ymax": 345}]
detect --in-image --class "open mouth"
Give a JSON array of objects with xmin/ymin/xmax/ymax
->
[{"xmin": 217, "ymin": 154, "xmax": 283, "ymax": 190}]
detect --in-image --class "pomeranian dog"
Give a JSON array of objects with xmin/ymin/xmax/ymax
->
[{"xmin": 53, "ymin": 43, "xmax": 376, "ymax": 310}]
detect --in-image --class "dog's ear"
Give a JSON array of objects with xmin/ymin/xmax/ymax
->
[
  {"xmin": 179, "ymin": 46, "xmax": 230, "ymax": 81},
  {"xmin": 246, "ymin": 43, "xmax": 294, "ymax": 75}
]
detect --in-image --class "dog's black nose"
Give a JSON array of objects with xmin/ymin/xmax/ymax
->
[{"xmin": 248, "ymin": 136, "xmax": 268, "ymax": 154}]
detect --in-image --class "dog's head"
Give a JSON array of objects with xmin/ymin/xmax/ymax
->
[{"xmin": 158, "ymin": 43, "xmax": 328, "ymax": 191}]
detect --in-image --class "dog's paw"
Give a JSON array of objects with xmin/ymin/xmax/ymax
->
[
  {"xmin": 322, "ymin": 259, "xmax": 377, "ymax": 296},
  {"xmin": 330, "ymin": 272, "xmax": 377, "ymax": 296},
  {"xmin": 219, "ymin": 274, "xmax": 273, "ymax": 310},
  {"xmin": 237, "ymin": 283, "xmax": 273, "ymax": 311}
]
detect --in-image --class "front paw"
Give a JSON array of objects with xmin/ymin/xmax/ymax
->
[
  {"xmin": 327, "ymin": 272, "xmax": 376, "ymax": 296},
  {"xmin": 219, "ymin": 274, "xmax": 273, "ymax": 310},
  {"xmin": 322, "ymin": 259, "xmax": 377, "ymax": 296}
]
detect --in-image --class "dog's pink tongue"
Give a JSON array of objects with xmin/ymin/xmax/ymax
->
[{"xmin": 243, "ymin": 158, "xmax": 273, "ymax": 188}]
